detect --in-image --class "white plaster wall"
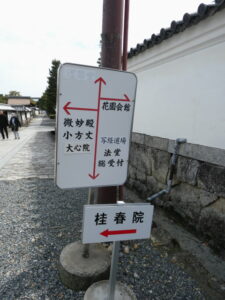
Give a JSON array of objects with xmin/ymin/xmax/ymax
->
[
  {"xmin": 27, "ymin": 112, "xmax": 31, "ymax": 120},
  {"xmin": 128, "ymin": 11, "xmax": 225, "ymax": 150},
  {"xmin": 22, "ymin": 113, "xmax": 26, "ymax": 121}
]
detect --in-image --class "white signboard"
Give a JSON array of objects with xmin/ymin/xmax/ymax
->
[
  {"xmin": 56, "ymin": 63, "xmax": 137, "ymax": 189},
  {"xmin": 82, "ymin": 203, "xmax": 154, "ymax": 244}
]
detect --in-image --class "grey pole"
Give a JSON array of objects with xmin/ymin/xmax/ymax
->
[
  {"xmin": 82, "ymin": 188, "xmax": 94, "ymax": 258},
  {"xmin": 147, "ymin": 138, "xmax": 187, "ymax": 201},
  {"xmin": 108, "ymin": 241, "xmax": 120, "ymax": 300}
]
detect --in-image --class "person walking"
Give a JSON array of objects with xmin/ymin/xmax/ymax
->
[
  {"xmin": 9, "ymin": 113, "xmax": 21, "ymax": 139},
  {"xmin": 0, "ymin": 111, "xmax": 9, "ymax": 140}
]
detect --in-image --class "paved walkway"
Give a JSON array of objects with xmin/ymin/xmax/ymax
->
[{"xmin": 0, "ymin": 115, "xmax": 55, "ymax": 180}]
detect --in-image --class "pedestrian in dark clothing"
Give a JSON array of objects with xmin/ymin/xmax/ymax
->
[
  {"xmin": 9, "ymin": 113, "xmax": 21, "ymax": 139},
  {"xmin": 0, "ymin": 111, "xmax": 9, "ymax": 140}
]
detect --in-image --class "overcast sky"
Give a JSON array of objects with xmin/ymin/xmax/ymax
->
[{"xmin": 0, "ymin": 0, "xmax": 213, "ymax": 97}]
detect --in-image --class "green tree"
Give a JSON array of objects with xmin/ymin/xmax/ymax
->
[
  {"xmin": 8, "ymin": 91, "xmax": 21, "ymax": 96},
  {"xmin": 45, "ymin": 59, "xmax": 60, "ymax": 115},
  {"xmin": 0, "ymin": 94, "xmax": 7, "ymax": 103},
  {"xmin": 37, "ymin": 89, "xmax": 48, "ymax": 110}
]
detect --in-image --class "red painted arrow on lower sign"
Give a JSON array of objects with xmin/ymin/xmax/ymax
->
[{"xmin": 100, "ymin": 229, "xmax": 137, "ymax": 237}]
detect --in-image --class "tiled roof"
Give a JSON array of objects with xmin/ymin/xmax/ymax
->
[
  {"xmin": 7, "ymin": 96, "xmax": 31, "ymax": 99},
  {"xmin": 128, "ymin": 0, "xmax": 225, "ymax": 58},
  {"xmin": 0, "ymin": 104, "xmax": 15, "ymax": 111}
]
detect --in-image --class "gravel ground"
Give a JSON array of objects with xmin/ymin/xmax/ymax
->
[{"xmin": 0, "ymin": 178, "xmax": 205, "ymax": 300}]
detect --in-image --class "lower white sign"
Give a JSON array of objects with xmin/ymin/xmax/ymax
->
[{"xmin": 82, "ymin": 203, "xmax": 154, "ymax": 244}]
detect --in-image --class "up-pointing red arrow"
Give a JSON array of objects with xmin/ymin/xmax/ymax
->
[
  {"xmin": 95, "ymin": 77, "xmax": 106, "ymax": 85},
  {"xmin": 87, "ymin": 77, "xmax": 107, "ymax": 180},
  {"xmin": 100, "ymin": 229, "xmax": 137, "ymax": 237}
]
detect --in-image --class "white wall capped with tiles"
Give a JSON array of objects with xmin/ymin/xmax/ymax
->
[{"xmin": 128, "ymin": 10, "xmax": 225, "ymax": 150}]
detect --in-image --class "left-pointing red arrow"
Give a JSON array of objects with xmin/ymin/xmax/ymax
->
[
  {"xmin": 63, "ymin": 101, "xmax": 98, "ymax": 115},
  {"xmin": 100, "ymin": 229, "xmax": 137, "ymax": 237},
  {"xmin": 63, "ymin": 102, "xmax": 73, "ymax": 115}
]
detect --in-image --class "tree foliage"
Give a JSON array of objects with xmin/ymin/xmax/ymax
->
[
  {"xmin": 39, "ymin": 59, "xmax": 60, "ymax": 115},
  {"xmin": 8, "ymin": 90, "xmax": 21, "ymax": 96},
  {"xmin": 0, "ymin": 91, "xmax": 21, "ymax": 104},
  {"xmin": 37, "ymin": 89, "xmax": 47, "ymax": 111},
  {"xmin": 0, "ymin": 94, "xmax": 7, "ymax": 103}
]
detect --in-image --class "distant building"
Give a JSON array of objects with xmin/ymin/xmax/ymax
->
[
  {"xmin": 0, "ymin": 103, "xmax": 15, "ymax": 112},
  {"xmin": 0, "ymin": 103, "xmax": 15, "ymax": 122},
  {"xmin": 8, "ymin": 96, "xmax": 32, "ymax": 106},
  {"xmin": 7, "ymin": 96, "xmax": 35, "ymax": 125}
]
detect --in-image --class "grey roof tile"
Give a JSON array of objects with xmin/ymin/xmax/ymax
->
[{"xmin": 128, "ymin": 1, "xmax": 225, "ymax": 59}]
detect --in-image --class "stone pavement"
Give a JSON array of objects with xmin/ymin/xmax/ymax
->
[{"xmin": 0, "ymin": 115, "xmax": 55, "ymax": 180}]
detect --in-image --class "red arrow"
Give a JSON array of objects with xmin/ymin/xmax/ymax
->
[
  {"xmin": 100, "ymin": 229, "xmax": 137, "ymax": 237},
  {"xmin": 95, "ymin": 77, "xmax": 106, "ymax": 85},
  {"xmin": 88, "ymin": 77, "xmax": 106, "ymax": 179},
  {"xmin": 63, "ymin": 101, "xmax": 98, "ymax": 115},
  {"xmin": 100, "ymin": 94, "xmax": 131, "ymax": 102},
  {"xmin": 88, "ymin": 172, "xmax": 99, "ymax": 180}
]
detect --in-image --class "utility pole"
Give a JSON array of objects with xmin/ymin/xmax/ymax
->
[
  {"xmin": 97, "ymin": 0, "xmax": 124, "ymax": 204},
  {"xmin": 122, "ymin": 0, "xmax": 130, "ymax": 71},
  {"xmin": 120, "ymin": 0, "xmax": 130, "ymax": 201}
]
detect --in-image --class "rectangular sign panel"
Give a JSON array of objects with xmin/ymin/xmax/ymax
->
[
  {"xmin": 56, "ymin": 63, "xmax": 137, "ymax": 189},
  {"xmin": 82, "ymin": 203, "xmax": 154, "ymax": 244}
]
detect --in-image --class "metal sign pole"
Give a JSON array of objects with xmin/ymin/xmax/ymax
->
[
  {"xmin": 82, "ymin": 188, "xmax": 93, "ymax": 258},
  {"xmin": 108, "ymin": 241, "xmax": 120, "ymax": 300}
]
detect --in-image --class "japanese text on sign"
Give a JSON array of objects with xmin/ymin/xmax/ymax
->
[
  {"xmin": 82, "ymin": 203, "xmax": 154, "ymax": 243},
  {"xmin": 94, "ymin": 211, "xmax": 145, "ymax": 225},
  {"xmin": 56, "ymin": 63, "xmax": 137, "ymax": 189}
]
